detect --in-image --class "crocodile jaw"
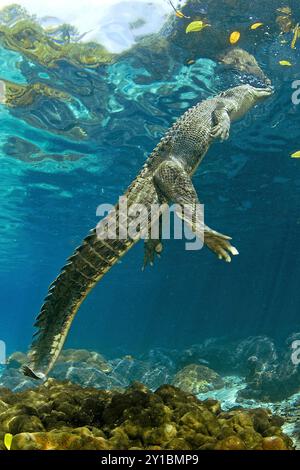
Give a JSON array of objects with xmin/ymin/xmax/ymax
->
[
  {"xmin": 229, "ymin": 84, "xmax": 273, "ymax": 120},
  {"xmin": 250, "ymin": 86, "xmax": 274, "ymax": 99}
]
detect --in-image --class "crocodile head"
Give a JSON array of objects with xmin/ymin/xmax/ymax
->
[{"xmin": 220, "ymin": 84, "xmax": 273, "ymax": 121}]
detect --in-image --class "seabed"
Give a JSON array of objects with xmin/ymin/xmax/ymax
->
[{"xmin": 0, "ymin": 340, "xmax": 299, "ymax": 450}]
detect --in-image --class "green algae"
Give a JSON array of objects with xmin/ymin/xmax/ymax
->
[
  {"xmin": 1, "ymin": 78, "xmax": 71, "ymax": 107},
  {"xmin": 0, "ymin": 9, "xmax": 115, "ymax": 69}
]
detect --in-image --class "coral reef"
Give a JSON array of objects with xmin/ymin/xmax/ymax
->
[{"xmin": 0, "ymin": 381, "xmax": 294, "ymax": 450}]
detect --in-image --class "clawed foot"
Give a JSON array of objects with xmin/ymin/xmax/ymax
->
[
  {"xmin": 142, "ymin": 239, "xmax": 163, "ymax": 270},
  {"xmin": 204, "ymin": 229, "xmax": 239, "ymax": 263},
  {"xmin": 210, "ymin": 123, "xmax": 230, "ymax": 141}
]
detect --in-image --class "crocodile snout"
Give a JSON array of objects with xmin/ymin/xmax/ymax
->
[{"xmin": 252, "ymin": 86, "xmax": 274, "ymax": 99}]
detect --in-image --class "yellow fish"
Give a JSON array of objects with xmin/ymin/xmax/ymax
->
[
  {"xmin": 291, "ymin": 24, "xmax": 299, "ymax": 49},
  {"xmin": 186, "ymin": 21, "xmax": 210, "ymax": 34},
  {"xmin": 229, "ymin": 31, "xmax": 241, "ymax": 44},
  {"xmin": 4, "ymin": 433, "xmax": 13, "ymax": 450},
  {"xmin": 251, "ymin": 22, "xmax": 264, "ymax": 30},
  {"xmin": 291, "ymin": 151, "xmax": 300, "ymax": 158},
  {"xmin": 279, "ymin": 60, "xmax": 292, "ymax": 66}
]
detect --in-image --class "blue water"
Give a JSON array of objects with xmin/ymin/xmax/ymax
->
[{"xmin": 0, "ymin": 0, "xmax": 300, "ymax": 361}]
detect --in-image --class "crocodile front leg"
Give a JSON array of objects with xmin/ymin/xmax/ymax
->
[
  {"xmin": 153, "ymin": 160, "xmax": 239, "ymax": 262},
  {"xmin": 210, "ymin": 102, "xmax": 231, "ymax": 141}
]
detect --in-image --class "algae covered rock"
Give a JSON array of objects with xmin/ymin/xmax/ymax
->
[
  {"xmin": 172, "ymin": 364, "xmax": 224, "ymax": 394},
  {"xmin": 56, "ymin": 349, "xmax": 111, "ymax": 371},
  {"xmin": 11, "ymin": 430, "xmax": 111, "ymax": 450},
  {"xmin": 0, "ymin": 413, "xmax": 44, "ymax": 434},
  {"xmin": 0, "ymin": 380, "xmax": 294, "ymax": 450},
  {"xmin": 109, "ymin": 356, "xmax": 172, "ymax": 390}
]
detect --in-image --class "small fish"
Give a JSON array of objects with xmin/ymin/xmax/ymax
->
[
  {"xmin": 229, "ymin": 31, "xmax": 241, "ymax": 44},
  {"xmin": 291, "ymin": 151, "xmax": 300, "ymax": 158},
  {"xmin": 176, "ymin": 10, "xmax": 190, "ymax": 19},
  {"xmin": 198, "ymin": 359, "xmax": 210, "ymax": 366},
  {"xmin": 186, "ymin": 21, "xmax": 210, "ymax": 34},
  {"xmin": 250, "ymin": 22, "xmax": 264, "ymax": 30},
  {"xmin": 4, "ymin": 433, "xmax": 13, "ymax": 451},
  {"xmin": 123, "ymin": 355, "xmax": 134, "ymax": 361},
  {"xmin": 168, "ymin": 0, "xmax": 190, "ymax": 19},
  {"xmin": 279, "ymin": 60, "xmax": 292, "ymax": 66},
  {"xmin": 291, "ymin": 24, "xmax": 299, "ymax": 49},
  {"xmin": 186, "ymin": 59, "xmax": 195, "ymax": 65}
]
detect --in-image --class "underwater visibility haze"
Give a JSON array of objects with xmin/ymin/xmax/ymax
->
[{"xmin": 0, "ymin": 0, "xmax": 300, "ymax": 452}]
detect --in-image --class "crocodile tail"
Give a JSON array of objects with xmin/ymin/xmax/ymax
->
[{"xmin": 25, "ymin": 217, "xmax": 136, "ymax": 378}]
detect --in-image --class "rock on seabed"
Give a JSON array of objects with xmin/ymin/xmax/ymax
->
[{"xmin": 172, "ymin": 364, "xmax": 224, "ymax": 394}]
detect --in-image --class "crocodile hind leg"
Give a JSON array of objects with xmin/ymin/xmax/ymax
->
[
  {"xmin": 143, "ymin": 215, "xmax": 163, "ymax": 270},
  {"xmin": 153, "ymin": 160, "xmax": 239, "ymax": 262},
  {"xmin": 143, "ymin": 239, "xmax": 163, "ymax": 270}
]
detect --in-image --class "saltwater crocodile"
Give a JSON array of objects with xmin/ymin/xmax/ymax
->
[{"xmin": 23, "ymin": 83, "xmax": 273, "ymax": 380}]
